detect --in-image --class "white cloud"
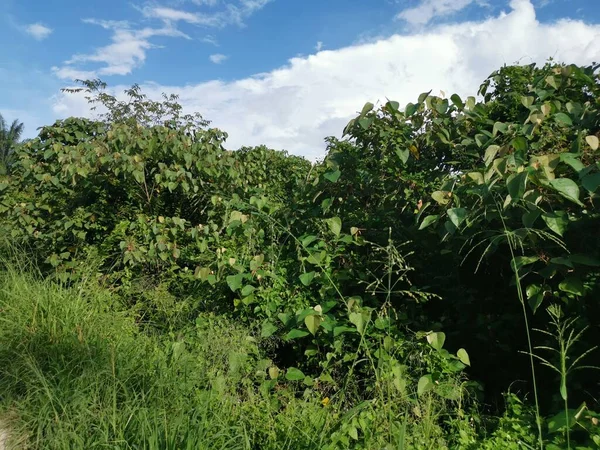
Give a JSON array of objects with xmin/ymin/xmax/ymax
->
[
  {"xmin": 315, "ymin": 41, "xmax": 324, "ymax": 52},
  {"xmin": 141, "ymin": 0, "xmax": 273, "ymax": 28},
  {"xmin": 397, "ymin": 0, "xmax": 480, "ymax": 25},
  {"xmin": 201, "ymin": 34, "xmax": 219, "ymax": 45},
  {"xmin": 53, "ymin": 20, "xmax": 190, "ymax": 80},
  {"xmin": 50, "ymin": 0, "xmax": 600, "ymax": 161},
  {"xmin": 25, "ymin": 23, "xmax": 53, "ymax": 40},
  {"xmin": 209, "ymin": 53, "xmax": 228, "ymax": 64}
]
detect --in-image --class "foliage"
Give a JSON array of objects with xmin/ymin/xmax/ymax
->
[
  {"xmin": 0, "ymin": 113, "xmax": 24, "ymax": 174},
  {"xmin": 1, "ymin": 61, "xmax": 600, "ymax": 448}
]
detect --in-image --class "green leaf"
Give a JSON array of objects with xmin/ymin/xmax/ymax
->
[
  {"xmin": 349, "ymin": 310, "xmax": 371, "ymax": 335},
  {"xmin": 304, "ymin": 314, "xmax": 322, "ymax": 335},
  {"xmin": 333, "ymin": 326, "xmax": 357, "ymax": 337},
  {"xmin": 395, "ymin": 148, "xmax": 409, "ymax": 164},
  {"xmin": 559, "ymin": 153, "xmax": 585, "ymax": 172},
  {"xmin": 417, "ymin": 375, "xmax": 434, "ymax": 396},
  {"xmin": 285, "ymin": 329, "xmax": 310, "ymax": 340},
  {"xmin": 299, "ymin": 271, "xmax": 316, "ymax": 286},
  {"xmin": 510, "ymin": 256, "xmax": 539, "ymax": 273},
  {"xmin": 325, "ymin": 217, "xmax": 342, "ymax": 237},
  {"xmin": 507, "ymin": 172, "xmax": 527, "ymax": 201},
  {"xmin": 547, "ymin": 410, "xmax": 577, "ymax": 434},
  {"xmin": 431, "ymin": 191, "xmax": 451, "ymax": 205},
  {"xmin": 542, "ymin": 211, "xmax": 569, "ymax": 236},
  {"xmin": 241, "ymin": 285, "xmax": 256, "ymax": 297},
  {"xmin": 522, "ymin": 210, "xmax": 540, "ymax": 228},
  {"xmin": 569, "ymin": 254, "xmax": 600, "ymax": 267},
  {"xmin": 447, "ymin": 208, "xmax": 467, "ymax": 228},
  {"xmin": 521, "ymin": 96, "xmax": 534, "ymax": 108},
  {"xmin": 226, "ymin": 273, "xmax": 245, "ymax": 292},
  {"xmin": 526, "ymin": 284, "xmax": 545, "ymax": 313},
  {"xmin": 554, "ymin": 112, "xmax": 573, "ymax": 126},
  {"xmin": 360, "ymin": 102, "xmax": 374, "ymax": 116},
  {"xmin": 549, "ymin": 178, "xmax": 583, "ymax": 205},
  {"xmin": 450, "ymin": 94, "xmax": 464, "ymax": 110},
  {"xmin": 582, "ymin": 173, "xmax": 600, "ymax": 192},
  {"xmin": 323, "ymin": 169, "xmax": 341, "ymax": 183},
  {"xmin": 426, "ymin": 331, "xmax": 446, "ymax": 351},
  {"xmin": 358, "ymin": 117, "xmax": 372, "ymax": 130},
  {"xmin": 419, "ymin": 215, "xmax": 439, "ymax": 230},
  {"xmin": 559, "ymin": 277, "xmax": 585, "ymax": 296},
  {"xmin": 285, "ymin": 367, "xmax": 305, "ymax": 381},
  {"xmin": 405, "ymin": 102, "xmax": 417, "ymax": 117},
  {"xmin": 585, "ymin": 135, "xmax": 599, "ymax": 150},
  {"xmin": 457, "ymin": 348, "xmax": 471, "ymax": 366},
  {"xmin": 484, "ymin": 145, "xmax": 500, "ymax": 167},
  {"xmin": 261, "ymin": 321, "xmax": 278, "ymax": 338},
  {"xmin": 493, "ymin": 122, "xmax": 508, "ymax": 136}
]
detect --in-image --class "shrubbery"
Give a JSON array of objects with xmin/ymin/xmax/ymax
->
[{"xmin": 1, "ymin": 61, "xmax": 599, "ymax": 449}]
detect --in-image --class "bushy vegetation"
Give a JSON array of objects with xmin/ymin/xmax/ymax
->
[{"xmin": 0, "ymin": 61, "xmax": 599, "ymax": 449}]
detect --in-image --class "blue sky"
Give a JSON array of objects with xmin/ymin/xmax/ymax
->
[{"xmin": 1, "ymin": 0, "xmax": 600, "ymax": 159}]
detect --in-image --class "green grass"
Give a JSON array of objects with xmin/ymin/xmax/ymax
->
[{"xmin": 0, "ymin": 264, "xmax": 500, "ymax": 449}]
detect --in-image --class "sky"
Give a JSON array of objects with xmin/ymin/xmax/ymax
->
[{"xmin": 1, "ymin": 0, "xmax": 600, "ymax": 160}]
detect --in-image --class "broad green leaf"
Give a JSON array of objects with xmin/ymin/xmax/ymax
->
[
  {"xmin": 522, "ymin": 210, "xmax": 540, "ymax": 228},
  {"xmin": 549, "ymin": 178, "xmax": 583, "ymax": 205},
  {"xmin": 569, "ymin": 254, "xmax": 600, "ymax": 266},
  {"xmin": 510, "ymin": 256, "xmax": 539, "ymax": 273},
  {"xmin": 582, "ymin": 173, "xmax": 600, "ymax": 192},
  {"xmin": 559, "ymin": 277, "xmax": 585, "ymax": 296},
  {"xmin": 431, "ymin": 190, "xmax": 451, "ymax": 205},
  {"xmin": 554, "ymin": 112, "xmax": 573, "ymax": 126},
  {"xmin": 585, "ymin": 135, "xmax": 599, "ymax": 150},
  {"xmin": 325, "ymin": 217, "xmax": 342, "ymax": 237},
  {"xmin": 241, "ymin": 285, "xmax": 256, "ymax": 297},
  {"xmin": 323, "ymin": 169, "xmax": 341, "ymax": 182},
  {"xmin": 299, "ymin": 271, "xmax": 316, "ymax": 286},
  {"xmin": 559, "ymin": 154, "xmax": 584, "ymax": 172},
  {"xmin": 226, "ymin": 273, "xmax": 245, "ymax": 292},
  {"xmin": 542, "ymin": 211, "xmax": 569, "ymax": 236},
  {"xmin": 358, "ymin": 117, "xmax": 372, "ymax": 130},
  {"xmin": 484, "ymin": 145, "xmax": 500, "ymax": 167},
  {"xmin": 333, "ymin": 326, "xmax": 357, "ymax": 337},
  {"xmin": 457, "ymin": 348, "xmax": 471, "ymax": 366},
  {"xmin": 268, "ymin": 366, "xmax": 279, "ymax": 379},
  {"xmin": 493, "ymin": 122, "xmax": 508, "ymax": 136},
  {"xmin": 349, "ymin": 310, "xmax": 371, "ymax": 335},
  {"xmin": 417, "ymin": 375, "xmax": 434, "ymax": 396},
  {"xmin": 194, "ymin": 266, "xmax": 211, "ymax": 281},
  {"xmin": 360, "ymin": 102, "xmax": 374, "ymax": 115},
  {"xmin": 396, "ymin": 148, "xmax": 409, "ymax": 164},
  {"xmin": 285, "ymin": 329, "xmax": 310, "ymax": 340},
  {"xmin": 285, "ymin": 367, "xmax": 305, "ymax": 381},
  {"xmin": 526, "ymin": 284, "xmax": 545, "ymax": 313},
  {"xmin": 521, "ymin": 96, "xmax": 534, "ymax": 108},
  {"xmin": 405, "ymin": 102, "xmax": 417, "ymax": 117},
  {"xmin": 261, "ymin": 321, "xmax": 278, "ymax": 338},
  {"xmin": 507, "ymin": 172, "xmax": 527, "ymax": 201},
  {"xmin": 545, "ymin": 75, "xmax": 558, "ymax": 89},
  {"xmin": 426, "ymin": 331, "xmax": 446, "ymax": 351},
  {"xmin": 450, "ymin": 94, "xmax": 464, "ymax": 109},
  {"xmin": 447, "ymin": 208, "xmax": 467, "ymax": 228},
  {"xmin": 277, "ymin": 312, "xmax": 292, "ymax": 326},
  {"xmin": 419, "ymin": 215, "xmax": 439, "ymax": 230},
  {"xmin": 304, "ymin": 314, "xmax": 322, "ymax": 335},
  {"xmin": 386, "ymin": 100, "xmax": 400, "ymax": 112}
]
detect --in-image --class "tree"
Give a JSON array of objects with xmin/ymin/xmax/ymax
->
[{"xmin": 0, "ymin": 113, "xmax": 24, "ymax": 172}]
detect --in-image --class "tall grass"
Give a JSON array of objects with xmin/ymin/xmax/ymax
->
[{"xmin": 0, "ymin": 263, "xmax": 470, "ymax": 449}]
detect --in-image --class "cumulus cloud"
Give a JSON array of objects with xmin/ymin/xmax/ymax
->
[
  {"xmin": 209, "ymin": 53, "xmax": 228, "ymax": 63},
  {"xmin": 51, "ymin": 0, "xmax": 600, "ymax": 161},
  {"xmin": 25, "ymin": 23, "xmax": 53, "ymax": 40}
]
